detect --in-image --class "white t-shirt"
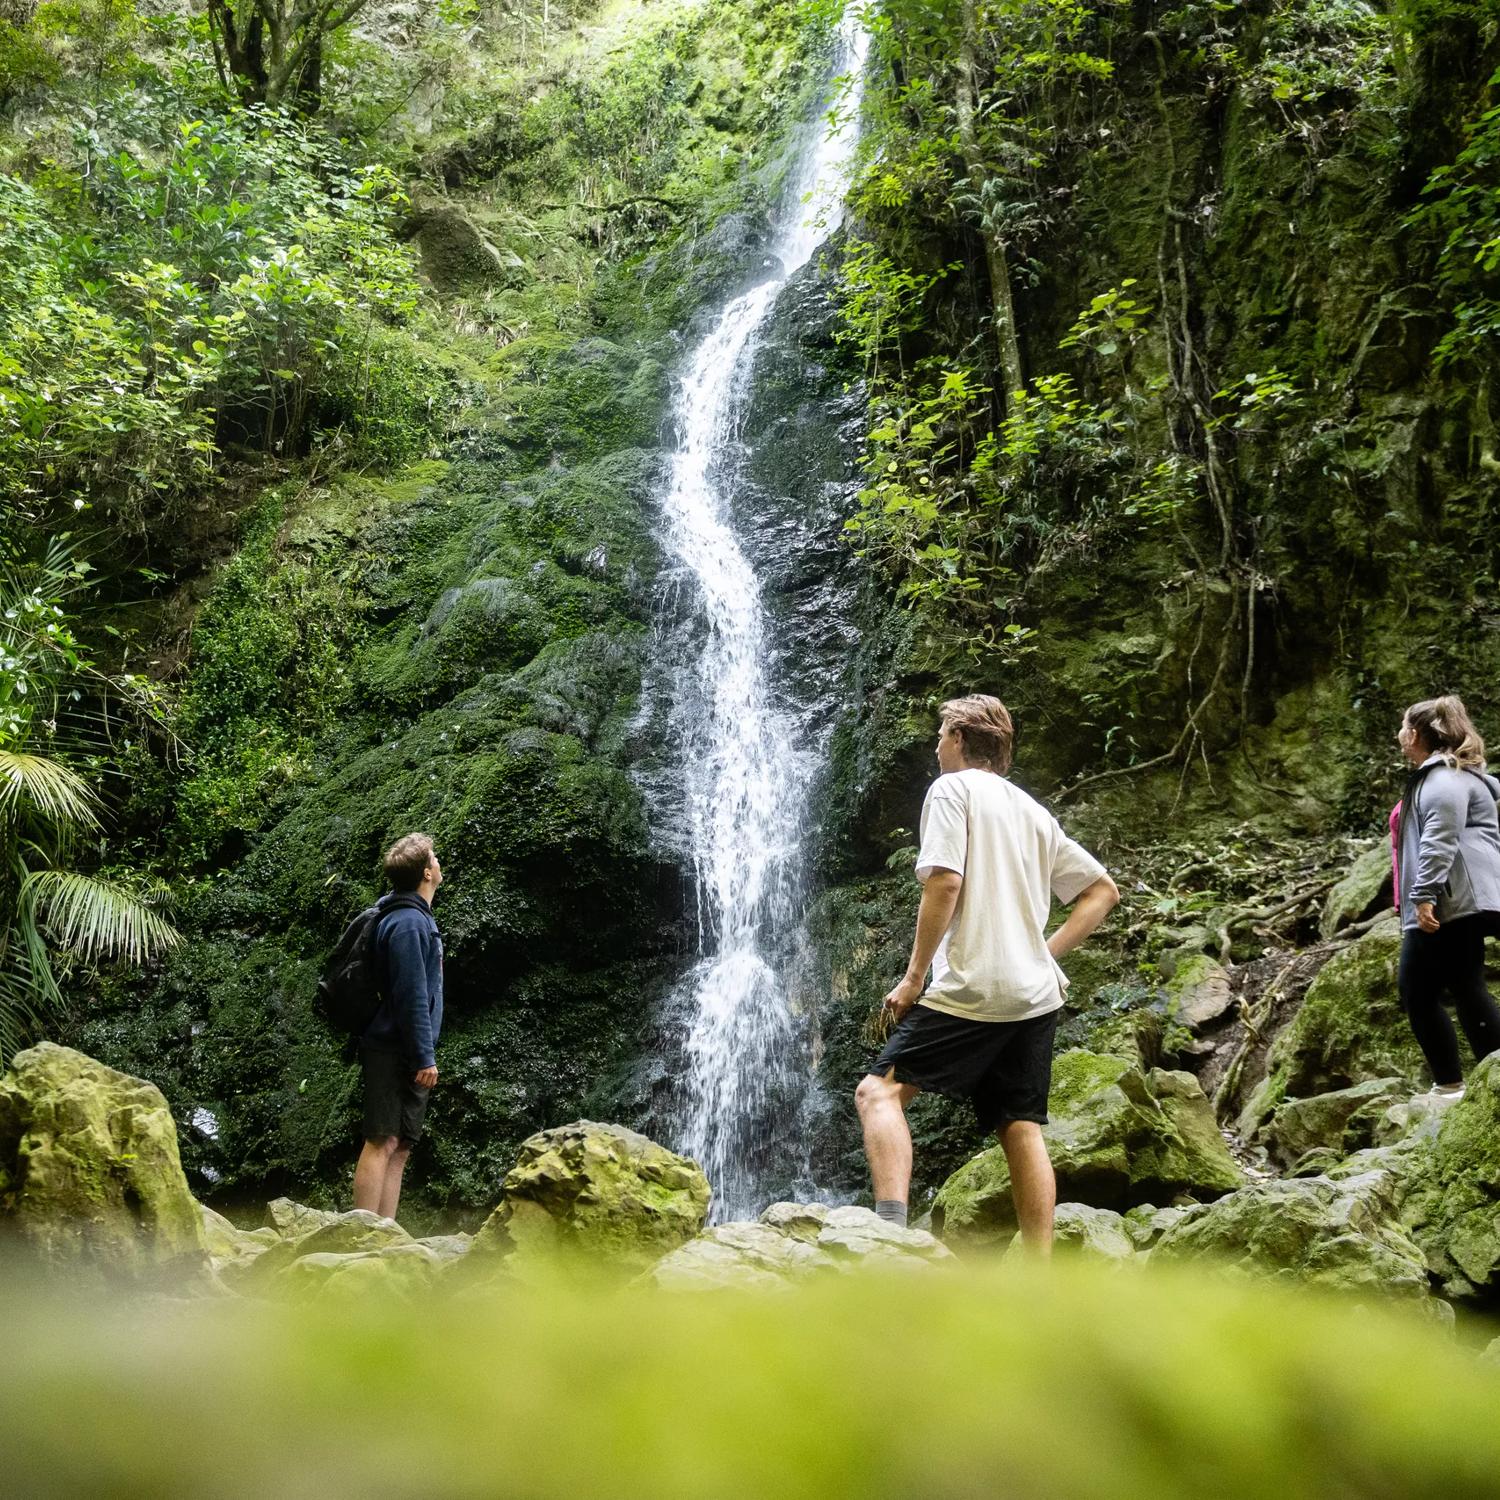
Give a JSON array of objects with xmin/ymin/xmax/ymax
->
[{"xmin": 914, "ymin": 769, "xmax": 1108, "ymax": 1023}]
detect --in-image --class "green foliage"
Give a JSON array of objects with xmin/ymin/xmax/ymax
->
[
  {"xmin": 167, "ymin": 491, "xmax": 362, "ymax": 865},
  {"xmin": 0, "ymin": 88, "xmax": 450, "ymax": 535},
  {"xmin": 1410, "ymin": 70, "xmax": 1500, "ymax": 369},
  {"xmin": 0, "ymin": 540, "xmax": 178, "ymax": 1056}
]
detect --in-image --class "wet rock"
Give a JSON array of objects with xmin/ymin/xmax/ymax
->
[
  {"xmin": 1240, "ymin": 917, "xmax": 1423, "ymax": 1139},
  {"xmin": 1400, "ymin": 1052, "xmax": 1500, "ymax": 1300},
  {"xmin": 1151, "ymin": 1170, "xmax": 1432, "ymax": 1300},
  {"xmin": 1264, "ymin": 1077, "xmax": 1407, "ymax": 1168},
  {"xmin": 648, "ymin": 1204, "xmax": 953, "ymax": 1290},
  {"xmin": 932, "ymin": 1051, "xmax": 1243, "ymax": 1247},
  {"xmin": 0, "ymin": 1043, "xmax": 208, "ymax": 1286},
  {"xmin": 1319, "ymin": 846, "xmax": 1392, "ymax": 940},
  {"xmin": 469, "ymin": 1121, "xmax": 710, "ymax": 1279}
]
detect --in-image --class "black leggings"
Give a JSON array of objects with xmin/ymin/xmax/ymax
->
[{"xmin": 1398, "ymin": 916, "xmax": 1500, "ymax": 1085}]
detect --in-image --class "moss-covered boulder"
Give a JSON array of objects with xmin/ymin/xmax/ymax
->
[
  {"xmin": 1150, "ymin": 1171, "xmax": 1433, "ymax": 1301},
  {"xmin": 0, "ymin": 1043, "xmax": 208, "ymax": 1286},
  {"xmin": 1240, "ymin": 918, "xmax": 1425, "ymax": 1139},
  {"xmin": 1401, "ymin": 1053, "xmax": 1500, "ymax": 1299},
  {"xmin": 649, "ymin": 1203, "xmax": 953, "ymax": 1290},
  {"xmin": 931, "ymin": 1051, "xmax": 1243, "ymax": 1247},
  {"xmin": 1319, "ymin": 846, "xmax": 1393, "ymax": 940},
  {"xmin": 410, "ymin": 204, "xmax": 510, "ymax": 293},
  {"xmin": 469, "ymin": 1121, "xmax": 710, "ymax": 1278},
  {"xmin": 1265, "ymin": 1077, "xmax": 1408, "ymax": 1170}
]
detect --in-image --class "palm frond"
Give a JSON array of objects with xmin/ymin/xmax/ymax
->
[
  {"xmin": 0, "ymin": 752, "xmax": 103, "ymax": 832},
  {"xmin": 24, "ymin": 870, "xmax": 181, "ymax": 967}
]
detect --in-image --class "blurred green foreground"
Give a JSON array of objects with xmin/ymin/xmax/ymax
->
[{"xmin": 3, "ymin": 1259, "xmax": 1498, "ymax": 1500}]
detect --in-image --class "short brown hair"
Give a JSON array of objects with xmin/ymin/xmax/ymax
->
[
  {"xmin": 1405, "ymin": 696, "xmax": 1486, "ymax": 772},
  {"xmin": 383, "ymin": 833, "xmax": 435, "ymax": 892},
  {"xmin": 940, "ymin": 694, "xmax": 1014, "ymax": 773}
]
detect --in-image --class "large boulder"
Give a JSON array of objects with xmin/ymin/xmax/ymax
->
[
  {"xmin": 199, "ymin": 1203, "xmax": 278, "ymax": 1275},
  {"xmin": 228, "ymin": 1209, "xmax": 413, "ymax": 1292},
  {"xmin": 649, "ymin": 1203, "xmax": 953, "ymax": 1290},
  {"xmin": 1163, "ymin": 954, "xmax": 1236, "ymax": 1030},
  {"xmin": 1150, "ymin": 1168, "xmax": 1432, "ymax": 1300},
  {"xmin": 1400, "ymin": 1052, "xmax": 1500, "ymax": 1299},
  {"xmin": 1240, "ymin": 917, "xmax": 1424, "ymax": 1138},
  {"xmin": 1036, "ymin": 1203, "xmax": 1135, "ymax": 1263},
  {"xmin": 468, "ymin": 1121, "xmax": 710, "ymax": 1278},
  {"xmin": 269, "ymin": 1242, "xmax": 445, "ymax": 1302},
  {"xmin": 1264, "ymin": 1077, "xmax": 1407, "ymax": 1170},
  {"xmin": 0, "ymin": 1043, "xmax": 208, "ymax": 1285},
  {"xmin": 931, "ymin": 1051, "xmax": 1243, "ymax": 1247}
]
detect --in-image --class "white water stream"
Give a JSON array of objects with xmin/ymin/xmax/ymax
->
[{"xmin": 655, "ymin": 20, "xmax": 868, "ymax": 1219}]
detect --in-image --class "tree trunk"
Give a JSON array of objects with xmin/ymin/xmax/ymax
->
[{"xmin": 956, "ymin": 0, "xmax": 1025, "ymax": 409}]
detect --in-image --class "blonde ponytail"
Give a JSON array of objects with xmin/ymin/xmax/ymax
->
[{"xmin": 1405, "ymin": 695, "xmax": 1487, "ymax": 772}]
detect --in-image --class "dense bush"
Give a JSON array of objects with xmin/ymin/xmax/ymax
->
[{"xmin": 0, "ymin": 85, "xmax": 450, "ymax": 540}]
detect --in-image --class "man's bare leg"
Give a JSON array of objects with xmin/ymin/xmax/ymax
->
[
  {"xmin": 855, "ymin": 1070, "xmax": 922, "ymax": 1212},
  {"xmin": 378, "ymin": 1144, "xmax": 411, "ymax": 1222},
  {"xmin": 999, "ymin": 1119, "xmax": 1055, "ymax": 1256},
  {"xmin": 353, "ymin": 1136, "xmax": 398, "ymax": 1214}
]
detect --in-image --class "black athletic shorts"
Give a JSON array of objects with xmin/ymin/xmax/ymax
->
[
  {"xmin": 360, "ymin": 1044, "xmax": 431, "ymax": 1146},
  {"xmin": 868, "ymin": 1004, "xmax": 1060, "ymax": 1132}
]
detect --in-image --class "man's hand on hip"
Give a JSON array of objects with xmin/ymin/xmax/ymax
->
[
  {"xmin": 414, "ymin": 1066, "xmax": 438, "ymax": 1088},
  {"xmin": 882, "ymin": 976, "xmax": 923, "ymax": 1023}
]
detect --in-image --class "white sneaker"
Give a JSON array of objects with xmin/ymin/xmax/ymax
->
[{"xmin": 1427, "ymin": 1084, "xmax": 1466, "ymax": 1107}]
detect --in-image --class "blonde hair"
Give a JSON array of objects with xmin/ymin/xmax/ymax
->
[
  {"xmin": 383, "ymin": 832, "xmax": 436, "ymax": 892},
  {"xmin": 940, "ymin": 694, "xmax": 1014, "ymax": 773},
  {"xmin": 1405, "ymin": 695, "xmax": 1487, "ymax": 772}
]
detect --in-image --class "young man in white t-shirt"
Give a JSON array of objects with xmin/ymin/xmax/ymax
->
[{"xmin": 855, "ymin": 695, "xmax": 1119, "ymax": 1253}]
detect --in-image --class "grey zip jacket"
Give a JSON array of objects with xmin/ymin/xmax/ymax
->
[{"xmin": 1398, "ymin": 756, "xmax": 1500, "ymax": 929}]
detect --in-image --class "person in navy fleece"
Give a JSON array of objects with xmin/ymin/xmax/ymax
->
[{"xmin": 352, "ymin": 832, "xmax": 445, "ymax": 1220}]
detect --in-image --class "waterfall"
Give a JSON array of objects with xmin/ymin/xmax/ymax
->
[{"xmin": 649, "ymin": 18, "xmax": 868, "ymax": 1220}]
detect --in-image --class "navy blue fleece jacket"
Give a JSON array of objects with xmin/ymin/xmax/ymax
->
[{"xmin": 364, "ymin": 893, "xmax": 444, "ymax": 1069}]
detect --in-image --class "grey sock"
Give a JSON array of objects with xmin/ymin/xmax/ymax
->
[{"xmin": 875, "ymin": 1199, "xmax": 908, "ymax": 1229}]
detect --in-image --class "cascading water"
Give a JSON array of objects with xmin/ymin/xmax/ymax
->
[{"xmin": 650, "ymin": 20, "xmax": 869, "ymax": 1220}]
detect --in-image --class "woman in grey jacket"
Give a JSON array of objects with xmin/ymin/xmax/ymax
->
[{"xmin": 1395, "ymin": 695, "xmax": 1500, "ymax": 1099}]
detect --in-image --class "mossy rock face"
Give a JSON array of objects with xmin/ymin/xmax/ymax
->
[
  {"xmin": 1151, "ymin": 1172, "xmax": 1433, "ymax": 1301},
  {"xmin": 930, "ymin": 1051, "xmax": 1243, "ymax": 1247},
  {"xmin": 469, "ymin": 1120, "xmax": 710, "ymax": 1278},
  {"xmin": 1319, "ymin": 846, "xmax": 1393, "ymax": 940},
  {"xmin": 1240, "ymin": 917, "xmax": 1424, "ymax": 1139},
  {"xmin": 0, "ymin": 1044, "xmax": 209, "ymax": 1286},
  {"xmin": 1401, "ymin": 1053, "xmax": 1500, "ymax": 1299}
]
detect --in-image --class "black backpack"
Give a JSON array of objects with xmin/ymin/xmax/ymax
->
[{"xmin": 315, "ymin": 895, "xmax": 426, "ymax": 1037}]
